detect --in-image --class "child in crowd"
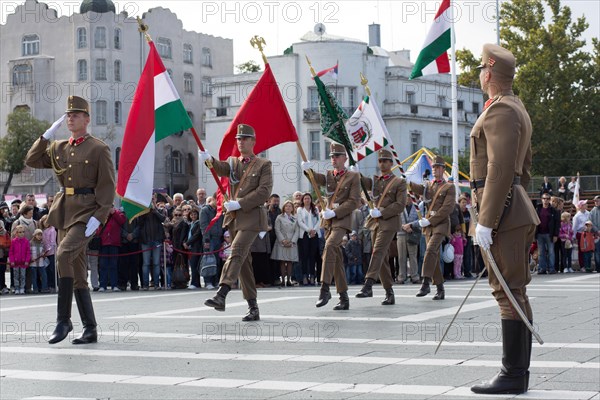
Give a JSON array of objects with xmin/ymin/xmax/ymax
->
[
  {"xmin": 580, "ymin": 221, "xmax": 596, "ymax": 272},
  {"xmin": 9, "ymin": 226, "xmax": 30, "ymax": 294},
  {"xmin": 40, "ymin": 215, "xmax": 57, "ymax": 292},
  {"xmin": 344, "ymin": 232, "xmax": 362, "ymax": 285},
  {"xmin": 219, "ymin": 231, "xmax": 232, "ymax": 262},
  {"xmin": 29, "ymin": 229, "xmax": 48, "ymax": 293},
  {"xmin": 450, "ymin": 226, "xmax": 467, "ymax": 279},
  {"xmin": 559, "ymin": 212, "xmax": 575, "ymax": 273}
]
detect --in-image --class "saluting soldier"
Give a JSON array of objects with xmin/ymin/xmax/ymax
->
[
  {"xmin": 25, "ymin": 96, "xmax": 115, "ymax": 344},
  {"xmin": 200, "ymin": 124, "xmax": 273, "ymax": 321},
  {"xmin": 409, "ymin": 155, "xmax": 455, "ymax": 300},
  {"xmin": 301, "ymin": 143, "xmax": 360, "ymax": 310},
  {"xmin": 355, "ymin": 149, "xmax": 406, "ymax": 305},
  {"xmin": 469, "ymin": 44, "xmax": 539, "ymax": 395}
]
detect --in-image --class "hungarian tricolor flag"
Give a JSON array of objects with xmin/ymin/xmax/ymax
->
[
  {"xmin": 117, "ymin": 41, "xmax": 192, "ymax": 220},
  {"xmin": 206, "ymin": 63, "xmax": 298, "ymax": 232},
  {"xmin": 409, "ymin": 0, "xmax": 451, "ymax": 79}
]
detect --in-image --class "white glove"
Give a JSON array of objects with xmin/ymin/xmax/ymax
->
[
  {"xmin": 301, "ymin": 161, "xmax": 313, "ymax": 171},
  {"xmin": 224, "ymin": 200, "xmax": 241, "ymax": 211},
  {"xmin": 198, "ymin": 150, "xmax": 212, "ymax": 163},
  {"xmin": 85, "ymin": 216, "xmax": 101, "ymax": 237},
  {"xmin": 475, "ymin": 224, "xmax": 493, "ymax": 250},
  {"xmin": 322, "ymin": 208, "xmax": 335, "ymax": 220},
  {"xmin": 418, "ymin": 218, "xmax": 431, "ymax": 228},
  {"xmin": 349, "ymin": 165, "xmax": 360, "ymax": 173},
  {"xmin": 258, "ymin": 231, "xmax": 267, "ymax": 239},
  {"xmin": 369, "ymin": 208, "xmax": 382, "ymax": 218},
  {"xmin": 43, "ymin": 114, "xmax": 66, "ymax": 140}
]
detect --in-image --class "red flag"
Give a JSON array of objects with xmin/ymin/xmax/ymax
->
[{"xmin": 207, "ymin": 63, "xmax": 298, "ymax": 232}]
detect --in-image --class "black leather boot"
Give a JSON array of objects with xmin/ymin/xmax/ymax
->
[
  {"xmin": 315, "ymin": 283, "xmax": 331, "ymax": 308},
  {"xmin": 242, "ymin": 299, "xmax": 260, "ymax": 321},
  {"xmin": 381, "ymin": 288, "xmax": 395, "ymax": 305},
  {"xmin": 333, "ymin": 291, "xmax": 349, "ymax": 310},
  {"xmin": 355, "ymin": 278, "xmax": 375, "ymax": 298},
  {"xmin": 416, "ymin": 277, "xmax": 431, "ymax": 297},
  {"xmin": 48, "ymin": 277, "xmax": 74, "ymax": 344},
  {"xmin": 471, "ymin": 319, "xmax": 531, "ymax": 394},
  {"xmin": 432, "ymin": 283, "xmax": 445, "ymax": 300},
  {"xmin": 204, "ymin": 284, "xmax": 231, "ymax": 311},
  {"xmin": 72, "ymin": 288, "xmax": 98, "ymax": 344}
]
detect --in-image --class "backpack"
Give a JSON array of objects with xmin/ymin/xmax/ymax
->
[
  {"xmin": 580, "ymin": 231, "xmax": 595, "ymax": 253},
  {"xmin": 172, "ymin": 253, "xmax": 190, "ymax": 289}
]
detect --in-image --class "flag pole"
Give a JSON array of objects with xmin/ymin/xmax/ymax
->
[{"xmin": 450, "ymin": 5, "xmax": 460, "ymax": 202}]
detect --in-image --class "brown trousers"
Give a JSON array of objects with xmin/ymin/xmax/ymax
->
[
  {"xmin": 219, "ymin": 229, "xmax": 258, "ymax": 300},
  {"xmin": 321, "ymin": 227, "xmax": 348, "ymax": 293},
  {"xmin": 422, "ymin": 231, "xmax": 445, "ymax": 285},
  {"xmin": 485, "ymin": 225, "xmax": 536, "ymax": 320},
  {"xmin": 57, "ymin": 222, "xmax": 93, "ymax": 289},
  {"xmin": 364, "ymin": 227, "xmax": 394, "ymax": 289}
]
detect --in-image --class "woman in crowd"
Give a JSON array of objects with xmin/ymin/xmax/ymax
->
[
  {"xmin": 296, "ymin": 193, "xmax": 320, "ymax": 285},
  {"xmin": 184, "ymin": 207, "xmax": 203, "ymax": 289},
  {"xmin": 572, "ymin": 199, "xmax": 590, "ymax": 271},
  {"xmin": 272, "ymin": 200, "xmax": 300, "ymax": 287}
]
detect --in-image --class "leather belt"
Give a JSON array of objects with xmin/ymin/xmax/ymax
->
[
  {"xmin": 60, "ymin": 187, "xmax": 95, "ymax": 195},
  {"xmin": 470, "ymin": 176, "xmax": 521, "ymax": 190}
]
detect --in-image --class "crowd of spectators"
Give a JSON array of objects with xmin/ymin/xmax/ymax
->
[{"xmin": 1, "ymin": 185, "xmax": 599, "ymax": 296}]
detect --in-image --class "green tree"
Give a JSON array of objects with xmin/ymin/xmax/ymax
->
[
  {"xmin": 456, "ymin": 48, "xmax": 482, "ymax": 90},
  {"xmin": 500, "ymin": 0, "xmax": 599, "ymax": 175},
  {"xmin": 236, "ymin": 60, "xmax": 262, "ymax": 74},
  {"xmin": 0, "ymin": 109, "xmax": 50, "ymax": 195}
]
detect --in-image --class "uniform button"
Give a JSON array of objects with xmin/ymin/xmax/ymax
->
[
  {"xmin": 56, "ymin": 156, "xmax": 60, "ymax": 159},
  {"xmin": 85, "ymin": 160, "xmax": 89, "ymax": 164},
  {"xmin": 71, "ymin": 153, "xmax": 75, "ymax": 156},
  {"xmin": 69, "ymin": 164, "xmax": 72, "ymax": 168},
  {"xmin": 68, "ymin": 177, "xmax": 72, "ymax": 181}
]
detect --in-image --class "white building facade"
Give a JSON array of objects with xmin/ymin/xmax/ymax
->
[
  {"xmin": 0, "ymin": 0, "xmax": 233, "ymax": 197},
  {"xmin": 202, "ymin": 29, "xmax": 483, "ymax": 200}
]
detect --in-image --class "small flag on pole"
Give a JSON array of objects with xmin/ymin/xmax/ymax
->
[{"xmin": 316, "ymin": 63, "xmax": 339, "ymax": 80}]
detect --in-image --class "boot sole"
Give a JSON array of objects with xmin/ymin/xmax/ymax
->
[
  {"xmin": 315, "ymin": 294, "xmax": 332, "ymax": 308},
  {"xmin": 355, "ymin": 293, "xmax": 373, "ymax": 298},
  {"xmin": 204, "ymin": 300, "xmax": 225, "ymax": 311}
]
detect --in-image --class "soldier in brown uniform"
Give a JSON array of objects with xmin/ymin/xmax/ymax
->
[
  {"xmin": 355, "ymin": 149, "xmax": 406, "ymax": 305},
  {"xmin": 469, "ymin": 44, "xmax": 539, "ymax": 395},
  {"xmin": 25, "ymin": 96, "xmax": 115, "ymax": 344},
  {"xmin": 201, "ymin": 124, "xmax": 273, "ymax": 321},
  {"xmin": 301, "ymin": 143, "xmax": 360, "ymax": 310},
  {"xmin": 409, "ymin": 156, "xmax": 455, "ymax": 300}
]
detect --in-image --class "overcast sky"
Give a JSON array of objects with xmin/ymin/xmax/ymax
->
[{"xmin": 3, "ymin": 0, "xmax": 599, "ymax": 68}]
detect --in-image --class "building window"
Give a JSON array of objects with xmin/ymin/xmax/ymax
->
[
  {"xmin": 323, "ymin": 140, "xmax": 331, "ymax": 160},
  {"xmin": 202, "ymin": 47, "xmax": 212, "ymax": 67},
  {"xmin": 183, "ymin": 43, "xmax": 193, "ymax": 64},
  {"xmin": 12, "ymin": 64, "xmax": 32, "ymax": 86},
  {"xmin": 95, "ymin": 59, "xmax": 107, "ymax": 80},
  {"xmin": 309, "ymin": 88, "xmax": 319, "ymax": 109},
  {"xmin": 77, "ymin": 28, "xmax": 87, "ymax": 48},
  {"xmin": 157, "ymin": 37, "xmax": 172, "ymax": 59},
  {"xmin": 114, "ymin": 101, "xmax": 122, "ymax": 125},
  {"xmin": 410, "ymin": 131, "xmax": 421, "ymax": 154},
  {"xmin": 217, "ymin": 97, "xmax": 230, "ymax": 116},
  {"xmin": 96, "ymin": 101, "xmax": 107, "ymax": 125},
  {"xmin": 77, "ymin": 59, "xmax": 87, "ymax": 81},
  {"xmin": 184, "ymin": 73, "xmax": 193, "ymax": 93},
  {"xmin": 114, "ymin": 28, "xmax": 121, "ymax": 49},
  {"xmin": 94, "ymin": 27, "xmax": 106, "ymax": 48},
  {"xmin": 172, "ymin": 151, "xmax": 183, "ymax": 174},
  {"xmin": 201, "ymin": 78, "xmax": 212, "ymax": 96},
  {"xmin": 472, "ymin": 102, "xmax": 480, "ymax": 114},
  {"xmin": 22, "ymin": 34, "xmax": 40, "ymax": 56},
  {"xmin": 349, "ymin": 87, "xmax": 357, "ymax": 109},
  {"xmin": 457, "ymin": 100, "xmax": 464, "ymax": 110},
  {"xmin": 115, "ymin": 147, "xmax": 121, "ymax": 170},
  {"xmin": 407, "ymin": 91, "xmax": 418, "ymax": 114},
  {"xmin": 309, "ymin": 130, "xmax": 321, "ymax": 160},
  {"xmin": 439, "ymin": 133, "xmax": 452, "ymax": 156},
  {"xmin": 114, "ymin": 60, "xmax": 121, "ymax": 82},
  {"xmin": 438, "ymin": 95, "xmax": 449, "ymax": 117}
]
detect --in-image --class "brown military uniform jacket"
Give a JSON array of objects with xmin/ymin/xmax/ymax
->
[
  {"xmin": 311, "ymin": 170, "xmax": 360, "ymax": 231},
  {"xmin": 212, "ymin": 156, "xmax": 272, "ymax": 232},
  {"xmin": 25, "ymin": 135, "xmax": 115, "ymax": 230},
  {"xmin": 470, "ymin": 91, "xmax": 539, "ymax": 232},
  {"xmin": 362, "ymin": 175, "xmax": 407, "ymax": 232},
  {"xmin": 410, "ymin": 180, "xmax": 456, "ymax": 237}
]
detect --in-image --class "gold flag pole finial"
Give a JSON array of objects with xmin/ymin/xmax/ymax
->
[
  {"xmin": 136, "ymin": 17, "xmax": 151, "ymax": 42},
  {"xmin": 360, "ymin": 72, "xmax": 372, "ymax": 97},
  {"xmin": 250, "ymin": 35, "xmax": 268, "ymax": 66},
  {"xmin": 305, "ymin": 56, "xmax": 317, "ymax": 77}
]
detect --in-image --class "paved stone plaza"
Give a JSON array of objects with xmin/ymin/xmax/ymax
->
[{"xmin": 1, "ymin": 273, "xmax": 598, "ymax": 400}]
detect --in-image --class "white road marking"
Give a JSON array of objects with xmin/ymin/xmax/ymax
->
[
  {"xmin": 2, "ymin": 369, "xmax": 598, "ymax": 399},
  {"xmin": 547, "ymin": 274, "xmax": 600, "ymax": 284}
]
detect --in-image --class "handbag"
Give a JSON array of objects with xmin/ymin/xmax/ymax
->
[
  {"xmin": 0, "ymin": 232, "xmax": 10, "ymax": 249},
  {"xmin": 564, "ymin": 239, "xmax": 572, "ymax": 249},
  {"xmin": 172, "ymin": 254, "xmax": 190, "ymax": 289},
  {"xmin": 407, "ymin": 230, "xmax": 421, "ymax": 245},
  {"xmin": 442, "ymin": 243, "xmax": 455, "ymax": 263},
  {"xmin": 200, "ymin": 254, "xmax": 218, "ymax": 278}
]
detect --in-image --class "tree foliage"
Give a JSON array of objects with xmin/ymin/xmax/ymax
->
[
  {"xmin": 456, "ymin": 48, "xmax": 482, "ymax": 90},
  {"xmin": 236, "ymin": 60, "xmax": 262, "ymax": 74},
  {"xmin": 500, "ymin": 0, "xmax": 599, "ymax": 176},
  {"xmin": 0, "ymin": 109, "xmax": 50, "ymax": 195}
]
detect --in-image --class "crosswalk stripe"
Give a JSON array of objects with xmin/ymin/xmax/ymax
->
[{"xmin": 1, "ymin": 369, "xmax": 597, "ymax": 399}]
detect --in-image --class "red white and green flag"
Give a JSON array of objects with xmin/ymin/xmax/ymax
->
[
  {"xmin": 409, "ymin": 0, "xmax": 451, "ymax": 79},
  {"xmin": 117, "ymin": 41, "xmax": 192, "ymax": 220},
  {"xmin": 344, "ymin": 96, "xmax": 393, "ymax": 163}
]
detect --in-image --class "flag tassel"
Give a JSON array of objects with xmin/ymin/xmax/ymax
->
[{"xmin": 295, "ymin": 141, "xmax": 327, "ymax": 211}]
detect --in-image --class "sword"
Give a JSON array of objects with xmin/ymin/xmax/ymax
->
[{"xmin": 435, "ymin": 206, "xmax": 543, "ymax": 354}]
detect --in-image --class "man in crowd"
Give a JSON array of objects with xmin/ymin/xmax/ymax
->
[
  {"xmin": 535, "ymin": 194, "xmax": 560, "ymax": 274},
  {"xmin": 196, "ymin": 188, "xmax": 207, "ymax": 208},
  {"xmin": 590, "ymin": 195, "xmax": 600, "ymax": 272}
]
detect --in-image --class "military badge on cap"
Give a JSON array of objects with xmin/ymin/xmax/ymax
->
[
  {"xmin": 235, "ymin": 124, "xmax": 256, "ymax": 139},
  {"xmin": 432, "ymin": 155, "xmax": 446, "ymax": 167},
  {"xmin": 378, "ymin": 149, "xmax": 393, "ymax": 161},
  {"xmin": 329, "ymin": 143, "xmax": 346, "ymax": 156},
  {"xmin": 476, "ymin": 43, "xmax": 516, "ymax": 78},
  {"xmin": 66, "ymin": 95, "xmax": 90, "ymax": 115}
]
